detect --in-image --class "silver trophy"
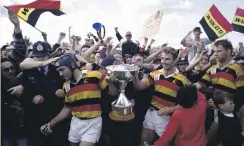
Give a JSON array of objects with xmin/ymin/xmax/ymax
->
[{"xmin": 106, "ymin": 64, "xmax": 140, "ymax": 122}]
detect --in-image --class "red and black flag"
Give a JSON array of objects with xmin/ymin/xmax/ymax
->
[
  {"xmin": 199, "ymin": 5, "xmax": 232, "ymax": 41},
  {"xmin": 232, "ymin": 8, "xmax": 244, "ymax": 34},
  {"xmin": 5, "ymin": 0, "xmax": 65, "ymax": 27}
]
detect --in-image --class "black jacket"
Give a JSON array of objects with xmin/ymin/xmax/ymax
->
[
  {"xmin": 22, "ymin": 64, "xmax": 65, "ymax": 130},
  {"xmin": 116, "ymin": 32, "xmax": 140, "ymax": 57},
  {"xmin": 2, "ymin": 75, "xmax": 26, "ymax": 139}
]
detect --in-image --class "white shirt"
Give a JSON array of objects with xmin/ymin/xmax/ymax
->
[{"xmin": 187, "ymin": 38, "xmax": 211, "ymax": 62}]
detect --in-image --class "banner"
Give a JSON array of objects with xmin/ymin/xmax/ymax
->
[
  {"xmin": 232, "ymin": 8, "xmax": 244, "ymax": 34},
  {"xmin": 140, "ymin": 9, "xmax": 163, "ymax": 38},
  {"xmin": 5, "ymin": 0, "xmax": 64, "ymax": 27},
  {"xmin": 199, "ymin": 5, "xmax": 232, "ymax": 41}
]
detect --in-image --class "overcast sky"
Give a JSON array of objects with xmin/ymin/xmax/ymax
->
[{"xmin": 0, "ymin": 0, "xmax": 243, "ymax": 48}]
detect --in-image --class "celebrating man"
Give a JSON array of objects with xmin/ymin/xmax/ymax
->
[{"xmin": 133, "ymin": 47, "xmax": 190, "ymax": 146}]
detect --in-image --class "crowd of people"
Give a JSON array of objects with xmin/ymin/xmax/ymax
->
[{"xmin": 2, "ymin": 9, "xmax": 244, "ymax": 146}]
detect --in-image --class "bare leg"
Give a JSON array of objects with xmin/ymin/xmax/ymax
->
[
  {"xmin": 79, "ymin": 141, "xmax": 95, "ymax": 146},
  {"xmin": 140, "ymin": 127, "xmax": 157, "ymax": 146}
]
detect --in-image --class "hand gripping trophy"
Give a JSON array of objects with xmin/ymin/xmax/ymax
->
[{"xmin": 106, "ymin": 64, "xmax": 140, "ymax": 122}]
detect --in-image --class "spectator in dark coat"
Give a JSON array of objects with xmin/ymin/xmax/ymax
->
[
  {"xmin": 115, "ymin": 27, "xmax": 140, "ymax": 58},
  {"xmin": 1, "ymin": 58, "xmax": 27, "ymax": 146}
]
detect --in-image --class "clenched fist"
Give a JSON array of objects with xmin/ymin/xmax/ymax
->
[
  {"xmin": 55, "ymin": 89, "xmax": 65, "ymax": 98},
  {"xmin": 33, "ymin": 95, "xmax": 44, "ymax": 104}
]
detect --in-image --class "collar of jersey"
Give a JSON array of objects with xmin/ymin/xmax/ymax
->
[
  {"xmin": 158, "ymin": 67, "xmax": 179, "ymax": 78},
  {"xmin": 217, "ymin": 60, "xmax": 235, "ymax": 70},
  {"xmin": 69, "ymin": 70, "xmax": 88, "ymax": 85}
]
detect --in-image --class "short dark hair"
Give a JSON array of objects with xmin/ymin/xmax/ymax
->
[
  {"xmin": 133, "ymin": 53, "xmax": 144, "ymax": 58},
  {"xmin": 177, "ymin": 86, "xmax": 198, "ymax": 108},
  {"xmin": 162, "ymin": 47, "xmax": 178, "ymax": 60},
  {"xmin": 214, "ymin": 39, "xmax": 233, "ymax": 53},
  {"xmin": 213, "ymin": 91, "xmax": 235, "ymax": 109}
]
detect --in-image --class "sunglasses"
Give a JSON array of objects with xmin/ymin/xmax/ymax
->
[
  {"xmin": 126, "ymin": 35, "xmax": 132, "ymax": 37},
  {"xmin": 2, "ymin": 66, "xmax": 15, "ymax": 72}
]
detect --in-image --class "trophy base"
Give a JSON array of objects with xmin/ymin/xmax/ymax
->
[
  {"xmin": 109, "ymin": 112, "xmax": 135, "ymax": 122},
  {"xmin": 109, "ymin": 106, "xmax": 134, "ymax": 122}
]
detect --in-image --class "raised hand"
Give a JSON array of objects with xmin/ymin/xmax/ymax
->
[
  {"xmin": 150, "ymin": 39, "xmax": 155, "ymax": 44},
  {"xmin": 105, "ymin": 37, "xmax": 113, "ymax": 46},
  {"xmin": 42, "ymin": 32, "xmax": 47, "ymax": 38},
  {"xmin": 8, "ymin": 10, "xmax": 19, "ymax": 26},
  {"xmin": 59, "ymin": 32, "xmax": 66, "ymax": 40}
]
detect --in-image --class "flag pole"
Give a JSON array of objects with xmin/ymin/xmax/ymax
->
[{"xmin": 4, "ymin": 6, "xmax": 43, "ymax": 33}]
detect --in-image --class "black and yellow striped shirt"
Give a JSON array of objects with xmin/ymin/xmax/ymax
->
[
  {"xmin": 199, "ymin": 61, "xmax": 244, "ymax": 94},
  {"xmin": 63, "ymin": 71, "xmax": 108, "ymax": 119},
  {"xmin": 145, "ymin": 69, "xmax": 190, "ymax": 110}
]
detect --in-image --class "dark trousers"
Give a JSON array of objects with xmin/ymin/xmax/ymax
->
[
  {"xmin": 109, "ymin": 120, "xmax": 134, "ymax": 146},
  {"xmin": 27, "ymin": 119, "xmax": 70, "ymax": 146}
]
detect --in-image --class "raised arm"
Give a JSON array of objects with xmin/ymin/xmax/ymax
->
[
  {"xmin": 83, "ymin": 41, "xmax": 102, "ymax": 59},
  {"xmin": 180, "ymin": 31, "xmax": 192, "ymax": 46},
  {"xmin": 144, "ymin": 44, "xmax": 165, "ymax": 63},
  {"xmin": 8, "ymin": 10, "xmax": 27, "ymax": 65},
  {"xmin": 115, "ymin": 27, "xmax": 123, "ymax": 41},
  {"xmin": 42, "ymin": 32, "xmax": 48, "ymax": 43},
  {"xmin": 20, "ymin": 57, "xmax": 59, "ymax": 70}
]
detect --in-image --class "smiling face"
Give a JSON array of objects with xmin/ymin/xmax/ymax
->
[
  {"xmin": 199, "ymin": 53, "xmax": 209, "ymax": 67},
  {"xmin": 161, "ymin": 52, "xmax": 175, "ymax": 70}
]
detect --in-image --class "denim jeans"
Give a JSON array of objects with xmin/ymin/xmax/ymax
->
[{"xmin": 3, "ymin": 138, "xmax": 27, "ymax": 146}]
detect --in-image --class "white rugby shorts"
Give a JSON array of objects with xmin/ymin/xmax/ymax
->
[
  {"xmin": 143, "ymin": 109, "xmax": 170, "ymax": 136},
  {"xmin": 68, "ymin": 116, "xmax": 102, "ymax": 144}
]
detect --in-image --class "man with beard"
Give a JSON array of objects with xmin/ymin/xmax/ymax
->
[{"xmin": 133, "ymin": 47, "xmax": 190, "ymax": 146}]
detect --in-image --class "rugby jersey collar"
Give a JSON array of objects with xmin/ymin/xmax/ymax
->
[
  {"xmin": 159, "ymin": 67, "xmax": 179, "ymax": 78},
  {"xmin": 70, "ymin": 70, "xmax": 88, "ymax": 85},
  {"xmin": 217, "ymin": 60, "xmax": 235, "ymax": 70}
]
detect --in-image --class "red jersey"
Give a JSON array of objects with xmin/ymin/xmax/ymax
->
[{"xmin": 154, "ymin": 92, "xmax": 207, "ymax": 146}]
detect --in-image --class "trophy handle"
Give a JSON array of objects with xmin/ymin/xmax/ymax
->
[{"xmin": 96, "ymin": 25, "xmax": 106, "ymax": 40}]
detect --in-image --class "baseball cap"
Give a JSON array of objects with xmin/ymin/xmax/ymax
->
[
  {"xmin": 193, "ymin": 27, "xmax": 202, "ymax": 33},
  {"xmin": 100, "ymin": 56, "xmax": 116, "ymax": 67},
  {"xmin": 32, "ymin": 41, "xmax": 51, "ymax": 57},
  {"xmin": 126, "ymin": 31, "xmax": 132, "ymax": 36}
]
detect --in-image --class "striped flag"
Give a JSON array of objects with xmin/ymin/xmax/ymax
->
[
  {"xmin": 232, "ymin": 8, "xmax": 244, "ymax": 34},
  {"xmin": 199, "ymin": 5, "xmax": 232, "ymax": 41},
  {"xmin": 5, "ymin": 0, "xmax": 65, "ymax": 27}
]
